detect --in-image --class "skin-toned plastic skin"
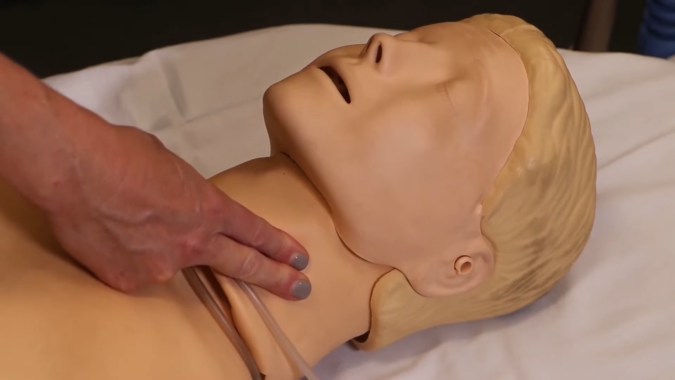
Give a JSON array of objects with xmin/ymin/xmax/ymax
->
[{"xmin": 0, "ymin": 14, "xmax": 596, "ymax": 380}]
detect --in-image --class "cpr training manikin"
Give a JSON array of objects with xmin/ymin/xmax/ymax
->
[{"xmin": 0, "ymin": 13, "xmax": 596, "ymax": 380}]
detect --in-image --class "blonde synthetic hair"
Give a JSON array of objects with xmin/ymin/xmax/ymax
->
[{"xmin": 355, "ymin": 14, "xmax": 597, "ymax": 350}]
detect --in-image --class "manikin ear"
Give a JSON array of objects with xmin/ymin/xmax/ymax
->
[{"xmin": 400, "ymin": 238, "xmax": 495, "ymax": 298}]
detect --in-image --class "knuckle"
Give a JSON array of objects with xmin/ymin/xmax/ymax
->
[
  {"xmin": 181, "ymin": 234, "xmax": 208, "ymax": 261},
  {"xmin": 250, "ymin": 219, "xmax": 266, "ymax": 247},
  {"xmin": 202, "ymin": 193, "xmax": 227, "ymax": 219},
  {"xmin": 149, "ymin": 265, "xmax": 175, "ymax": 283},
  {"xmin": 143, "ymin": 255, "xmax": 178, "ymax": 284},
  {"xmin": 234, "ymin": 253, "xmax": 260, "ymax": 279},
  {"xmin": 198, "ymin": 187, "xmax": 229, "ymax": 222}
]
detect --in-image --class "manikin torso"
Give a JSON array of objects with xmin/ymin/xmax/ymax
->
[
  {"xmin": 0, "ymin": 20, "xmax": 530, "ymax": 380},
  {"xmin": 0, "ymin": 155, "xmax": 384, "ymax": 380},
  {"xmin": 0, "ymin": 179, "xmax": 251, "ymax": 379}
]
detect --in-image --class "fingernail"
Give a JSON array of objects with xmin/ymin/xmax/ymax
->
[
  {"xmin": 289, "ymin": 252, "xmax": 309, "ymax": 271},
  {"xmin": 291, "ymin": 280, "xmax": 312, "ymax": 300}
]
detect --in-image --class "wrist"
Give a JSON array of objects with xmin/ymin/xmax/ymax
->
[
  {"xmin": 35, "ymin": 95, "xmax": 121, "ymax": 216},
  {"xmin": 0, "ymin": 70, "xmax": 116, "ymax": 215}
]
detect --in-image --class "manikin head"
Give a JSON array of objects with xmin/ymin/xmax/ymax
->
[{"xmin": 263, "ymin": 14, "xmax": 596, "ymax": 349}]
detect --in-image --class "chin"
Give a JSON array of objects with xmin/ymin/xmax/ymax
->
[
  {"xmin": 262, "ymin": 80, "xmax": 292, "ymax": 125},
  {"xmin": 263, "ymin": 68, "xmax": 338, "ymax": 158},
  {"xmin": 263, "ymin": 73, "xmax": 305, "ymax": 120},
  {"xmin": 262, "ymin": 76, "xmax": 310, "ymax": 153},
  {"xmin": 262, "ymin": 80, "xmax": 286, "ymax": 115}
]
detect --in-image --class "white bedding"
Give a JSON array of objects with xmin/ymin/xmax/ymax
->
[{"xmin": 44, "ymin": 24, "xmax": 675, "ymax": 380}]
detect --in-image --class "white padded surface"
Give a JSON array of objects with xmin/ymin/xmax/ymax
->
[{"xmin": 45, "ymin": 24, "xmax": 675, "ymax": 380}]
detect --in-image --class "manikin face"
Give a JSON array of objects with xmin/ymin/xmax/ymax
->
[{"xmin": 263, "ymin": 22, "xmax": 529, "ymax": 297}]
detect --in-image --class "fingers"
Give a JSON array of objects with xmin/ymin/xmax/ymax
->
[
  {"xmin": 220, "ymin": 197, "xmax": 310, "ymax": 272},
  {"xmin": 203, "ymin": 234, "xmax": 312, "ymax": 301}
]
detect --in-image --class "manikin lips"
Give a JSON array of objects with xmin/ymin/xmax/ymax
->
[{"xmin": 319, "ymin": 66, "xmax": 351, "ymax": 103}]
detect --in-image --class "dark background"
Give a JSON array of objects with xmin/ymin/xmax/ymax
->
[{"xmin": 0, "ymin": 0, "xmax": 646, "ymax": 78}]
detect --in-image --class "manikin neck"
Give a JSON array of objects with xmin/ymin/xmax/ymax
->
[{"xmin": 209, "ymin": 154, "xmax": 390, "ymax": 379}]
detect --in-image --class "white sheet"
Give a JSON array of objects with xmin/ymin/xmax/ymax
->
[{"xmin": 45, "ymin": 24, "xmax": 675, "ymax": 380}]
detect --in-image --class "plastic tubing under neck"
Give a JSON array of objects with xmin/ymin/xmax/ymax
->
[
  {"xmin": 182, "ymin": 267, "xmax": 263, "ymax": 380},
  {"xmin": 236, "ymin": 279, "xmax": 320, "ymax": 380},
  {"xmin": 183, "ymin": 266, "xmax": 320, "ymax": 380}
]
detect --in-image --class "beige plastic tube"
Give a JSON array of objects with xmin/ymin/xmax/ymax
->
[
  {"xmin": 236, "ymin": 279, "xmax": 320, "ymax": 380},
  {"xmin": 182, "ymin": 267, "xmax": 263, "ymax": 380}
]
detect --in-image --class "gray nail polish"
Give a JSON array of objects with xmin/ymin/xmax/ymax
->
[
  {"xmin": 291, "ymin": 280, "xmax": 312, "ymax": 300},
  {"xmin": 289, "ymin": 253, "xmax": 309, "ymax": 271}
]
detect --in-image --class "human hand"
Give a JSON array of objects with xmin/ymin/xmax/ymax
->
[{"xmin": 46, "ymin": 124, "xmax": 311, "ymax": 300}]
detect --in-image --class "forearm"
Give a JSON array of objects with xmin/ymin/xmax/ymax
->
[{"xmin": 0, "ymin": 52, "xmax": 115, "ymax": 212}]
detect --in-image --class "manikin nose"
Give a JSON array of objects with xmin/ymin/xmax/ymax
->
[{"xmin": 362, "ymin": 33, "xmax": 391, "ymax": 65}]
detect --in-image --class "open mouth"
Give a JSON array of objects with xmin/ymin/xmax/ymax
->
[{"xmin": 318, "ymin": 65, "xmax": 351, "ymax": 104}]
